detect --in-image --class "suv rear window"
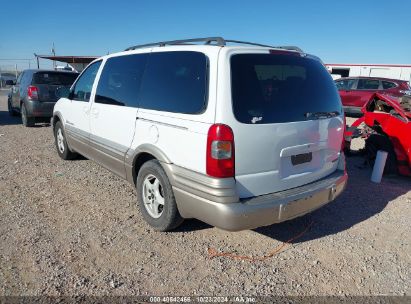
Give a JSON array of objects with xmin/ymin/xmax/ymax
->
[
  {"xmin": 231, "ymin": 54, "xmax": 342, "ymax": 124},
  {"xmin": 33, "ymin": 72, "xmax": 78, "ymax": 86}
]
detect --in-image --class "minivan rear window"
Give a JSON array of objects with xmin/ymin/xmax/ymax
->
[
  {"xmin": 33, "ymin": 72, "xmax": 78, "ymax": 86},
  {"xmin": 231, "ymin": 54, "xmax": 342, "ymax": 124}
]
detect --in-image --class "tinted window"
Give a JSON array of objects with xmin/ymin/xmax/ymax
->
[
  {"xmin": 357, "ymin": 79, "xmax": 380, "ymax": 90},
  {"xmin": 382, "ymin": 81, "xmax": 397, "ymax": 89},
  {"xmin": 95, "ymin": 54, "xmax": 148, "ymax": 107},
  {"xmin": 139, "ymin": 51, "xmax": 208, "ymax": 114},
  {"xmin": 231, "ymin": 54, "xmax": 342, "ymax": 124},
  {"xmin": 335, "ymin": 79, "xmax": 356, "ymax": 90},
  {"xmin": 33, "ymin": 72, "xmax": 78, "ymax": 86},
  {"xmin": 72, "ymin": 61, "xmax": 102, "ymax": 102}
]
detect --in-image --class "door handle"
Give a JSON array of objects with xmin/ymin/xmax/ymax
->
[
  {"xmin": 91, "ymin": 108, "xmax": 99, "ymax": 117},
  {"xmin": 83, "ymin": 106, "xmax": 90, "ymax": 115}
]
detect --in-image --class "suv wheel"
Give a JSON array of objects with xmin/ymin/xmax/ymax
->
[
  {"xmin": 136, "ymin": 160, "xmax": 183, "ymax": 231},
  {"xmin": 8, "ymin": 99, "xmax": 18, "ymax": 116},
  {"xmin": 21, "ymin": 103, "xmax": 35, "ymax": 127},
  {"xmin": 54, "ymin": 121, "xmax": 77, "ymax": 160}
]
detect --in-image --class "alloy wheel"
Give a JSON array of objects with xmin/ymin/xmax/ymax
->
[
  {"xmin": 56, "ymin": 128, "xmax": 65, "ymax": 153},
  {"xmin": 142, "ymin": 174, "xmax": 165, "ymax": 218}
]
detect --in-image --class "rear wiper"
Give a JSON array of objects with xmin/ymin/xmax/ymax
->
[{"xmin": 304, "ymin": 111, "xmax": 340, "ymax": 120}]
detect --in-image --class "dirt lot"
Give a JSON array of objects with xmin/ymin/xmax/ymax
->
[{"xmin": 0, "ymin": 89, "xmax": 410, "ymax": 297}]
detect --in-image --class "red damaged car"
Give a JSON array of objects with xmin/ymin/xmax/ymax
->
[
  {"xmin": 335, "ymin": 77, "xmax": 410, "ymax": 115},
  {"xmin": 345, "ymin": 93, "xmax": 411, "ymax": 176}
]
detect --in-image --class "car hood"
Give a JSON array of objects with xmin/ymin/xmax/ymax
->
[{"xmin": 364, "ymin": 93, "xmax": 411, "ymax": 119}]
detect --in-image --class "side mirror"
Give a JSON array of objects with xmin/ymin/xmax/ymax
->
[
  {"xmin": 55, "ymin": 86, "xmax": 71, "ymax": 99},
  {"xmin": 5, "ymin": 80, "xmax": 16, "ymax": 86}
]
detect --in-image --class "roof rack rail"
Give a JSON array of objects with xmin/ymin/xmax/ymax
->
[
  {"xmin": 224, "ymin": 40, "xmax": 303, "ymax": 52},
  {"xmin": 125, "ymin": 37, "xmax": 226, "ymax": 51},
  {"xmin": 273, "ymin": 45, "xmax": 304, "ymax": 52},
  {"xmin": 125, "ymin": 37, "xmax": 303, "ymax": 52}
]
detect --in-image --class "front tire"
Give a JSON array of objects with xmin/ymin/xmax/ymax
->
[
  {"xmin": 54, "ymin": 121, "xmax": 77, "ymax": 160},
  {"xmin": 136, "ymin": 160, "xmax": 183, "ymax": 231},
  {"xmin": 21, "ymin": 103, "xmax": 35, "ymax": 127}
]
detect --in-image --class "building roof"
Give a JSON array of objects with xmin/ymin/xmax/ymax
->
[
  {"xmin": 34, "ymin": 54, "xmax": 99, "ymax": 64},
  {"xmin": 325, "ymin": 63, "xmax": 411, "ymax": 68}
]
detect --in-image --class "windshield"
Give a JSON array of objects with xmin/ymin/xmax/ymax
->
[
  {"xmin": 231, "ymin": 54, "xmax": 342, "ymax": 124},
  {"xmin": 33, "ymin": 72, "xmax": 79, "ymax": 86}
]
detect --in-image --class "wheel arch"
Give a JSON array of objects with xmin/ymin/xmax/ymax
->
[
  {"xmin": 127, "ymin": 144, "xmax": 172, "ymax": 185},
  {"xmin": 52, "ymin": 111, "xmax": 64, "ymax": 132}
]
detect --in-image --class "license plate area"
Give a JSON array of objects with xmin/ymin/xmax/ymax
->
[{"xmin": 291, "ymin": 152, "xmax": 312, "ymax": 166}]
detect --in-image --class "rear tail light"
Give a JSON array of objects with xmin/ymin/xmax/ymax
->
[
  {"xmin": 206, "ymin": 124, "xmax": 235, "ymax": 178},
  {"xmin": 27, "ymin": 86, "xmax": 38, "ymax": 100},
  {"xmin": 340, "ymin": 114, "xmax": 347, "ymax": 172}
]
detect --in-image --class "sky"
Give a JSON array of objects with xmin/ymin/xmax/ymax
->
[{"xmin": 1, "ymin": 0, "xmax": 410, "ymax": 70}]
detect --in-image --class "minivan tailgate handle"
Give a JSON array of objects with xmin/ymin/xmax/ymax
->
[{"xmin": 280, "ymin": 143, "xmax": 322, "ymax": 157}]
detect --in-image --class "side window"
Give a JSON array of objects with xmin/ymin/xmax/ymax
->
[
  {"xmin": 95, "ymin": 54, "xmax": 148, "ymax": 107},
  {"xmin": 382, "ymin": 81, "xmax": 397, "ymax": 89},
  {"xmin": 357, "ymin": 79, "xmax": 380, "ymax": 90},
  {"xmin": 335, "ymin": 79, "xmax": 355, "ymax": 90},
  {"xmin": 139, "ymin": 51, "xmax": 208, "ymax": 114},
  {"xmin": 72, "ymin": 61, "xmax": 102, "ymax": 102}
]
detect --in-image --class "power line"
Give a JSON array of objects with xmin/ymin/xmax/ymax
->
[{"xmin": 0, "ymin": 58, "xmax": 34, "ymax": 61}]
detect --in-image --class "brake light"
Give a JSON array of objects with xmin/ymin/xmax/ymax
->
[
  {"xmin": 27, "ymin": 86, "xmax": 38, "ymax": 100},
  {"xmin": 206, "ymin": 124, "xmax": 235, "ymax": 178}
]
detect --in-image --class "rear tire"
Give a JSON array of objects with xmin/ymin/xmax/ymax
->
[
  {"xmin": 54, "ymin": 121, "xmax": 78, "ymax": 160},
  {"xmin": 21, "ymin": 103, "xmax": 35, "ymax": 127},
  {"xmin": 136, "ymin": 160, "xmax": 183, "ymax": 231}
]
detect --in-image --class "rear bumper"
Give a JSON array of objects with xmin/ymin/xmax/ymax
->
[
  {"xmin": 24, "ymin": 100, "xmax": 55, "ymax": 117},
  {"xmin": 163, "ymin": 161, "xmax": 347, "ymax": 231}
]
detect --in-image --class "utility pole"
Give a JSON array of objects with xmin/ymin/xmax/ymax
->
[
  {"xmin": 15, "ymin": 64, "xmax": 18, "ymax": 78},
  {"xmin": 52, "ymin": 42, "xmax": 56, "ymax": 70},
  {"xmin": 34, "ymin": 53, "xmax": 40, "ymax": 69}
]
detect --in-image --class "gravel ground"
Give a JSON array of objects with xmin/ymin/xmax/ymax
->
[{"xmin": 0, "ymin": 89, "xmax": 410, "ymax": 297}]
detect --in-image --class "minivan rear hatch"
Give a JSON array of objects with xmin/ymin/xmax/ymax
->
[
  {"xmin": 230, "ymin": 51, "xmax": 344, "ymax": 198},
  {"xmin": 32, "ymin": 71, "xmax": 78, "ymax": 102}
]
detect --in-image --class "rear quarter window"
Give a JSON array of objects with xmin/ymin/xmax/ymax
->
[
  {"xmin": 382, "ymin": 81, "xmax": 397, "ymax": 89},
  {"xmin": 231, "ymin": 54, "xmax": 342, "ymax": 124},
  {"xmin": 138, "ymin": 51, "xmax": 208, "ymax": 114}
]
